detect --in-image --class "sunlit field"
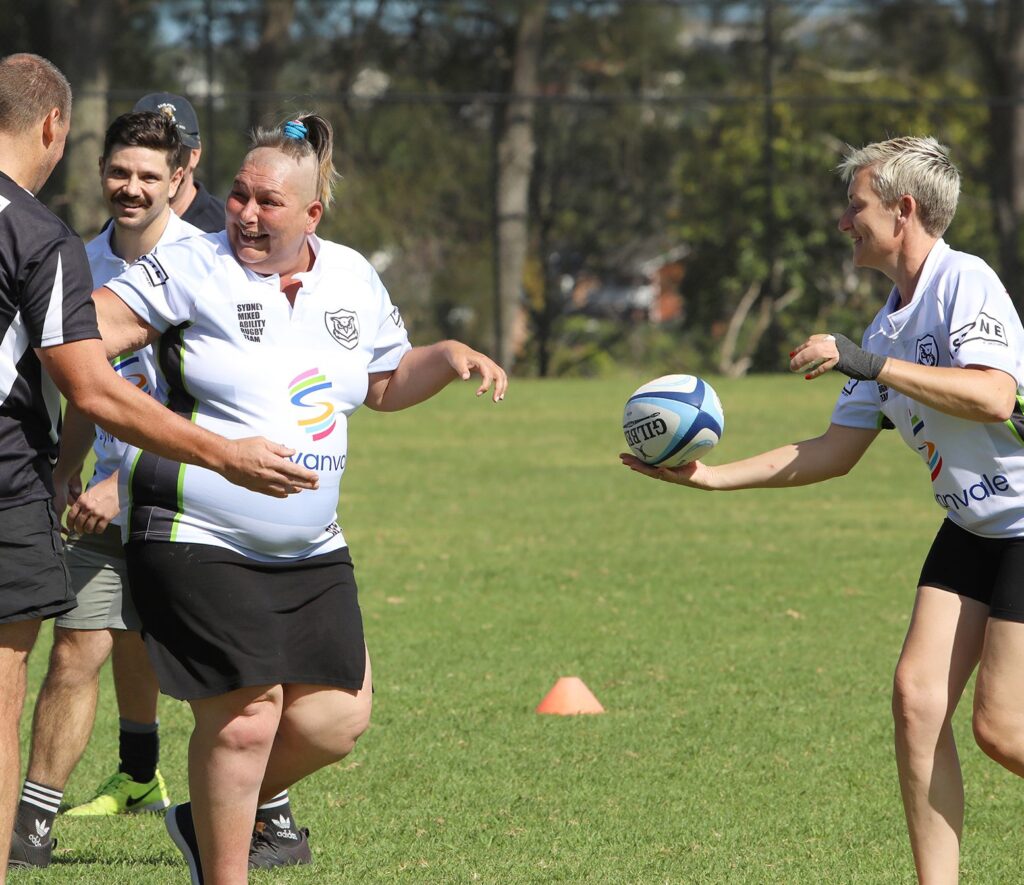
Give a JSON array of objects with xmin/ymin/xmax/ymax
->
[{"xmin": 20, "ymin": 375, "xmax": 1023, "ymax": 883}]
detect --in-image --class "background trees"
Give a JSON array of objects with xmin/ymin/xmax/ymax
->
[{"xmin": 3, "ymin": 0, "xmax": 1021, "ymax": 376}]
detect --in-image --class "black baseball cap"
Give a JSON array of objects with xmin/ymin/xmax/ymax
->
[{"xmin": 133, "ymin": 92, "xmax": 201, "ymax": 148}]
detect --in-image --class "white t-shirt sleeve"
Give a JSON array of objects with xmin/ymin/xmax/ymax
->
[
  {"xmin": 946, "ymin": 265, "xmax": 1022, "ymax": 379},
  {"xmin": 829, "ymin": 319, "xmax": 889, "ymax": 429},
  {"xmin": 104, "ymin": 243, "xmax": 199, "ymax": 333},
  {"xmin": 830, "ymin": 377, "xmax": 886, "ymax": 429},
  {"xmin": 367, "ymin": 269, "xmax": 412, "ymax": 373}
]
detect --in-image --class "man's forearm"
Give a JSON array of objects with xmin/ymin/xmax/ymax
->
[
  {"xmin": 43, "ymin": 339, "xmax": 229, "ymax": 474},
  {"xmin": 40, "ymin": 338, "xmax": 318, "ymax": 497},
  {"xmin": 74, "ymin": 372, "xmax": 229, "ymax": 473}
]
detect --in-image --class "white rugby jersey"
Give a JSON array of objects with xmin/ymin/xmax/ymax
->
[
  {"xmin": 84, "ymin": 211, "xmax": 203, "ymax": 527},
  {"xmin": 832, "ymin": 239, "xmax": 1024, "ymax": 538},
  {"xmin": 106, "ymin": 232, "xmax": 412, "ymax": 560}
]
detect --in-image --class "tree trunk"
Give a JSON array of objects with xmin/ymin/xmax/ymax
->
[
  {"xmin": 966, "ymin": 0, "xmax": 1024, "ymax": 306},
  {"xmin": 718, "ymin": 277, "xmax": 800, "ymax": 378},
  {"xmin": 48, "ymin": 0, "xmax": 114, "ymax": 238},
  {"xmin": 494, "ymin": 0, "xmax": 547, "ymax": 370}
]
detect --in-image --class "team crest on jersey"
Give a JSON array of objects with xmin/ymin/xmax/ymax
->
[
  {"xmin": 325, "ymin": 308, "xmax": 359, "ymax": 349},
  {"xmin": 916, "ymin": 334, "xmax": 939, "ymax": 367},
  {"xmin": 136, "ymin": 254, "xmax": 169, "ymax": 287},
  {"xmin": 389, "ymin": 306, "xmax": 404, "ymax": 328}
]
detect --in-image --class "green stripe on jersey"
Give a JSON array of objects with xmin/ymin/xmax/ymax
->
[
  {"xmin": 168, "ymin": 339, "xmax": 199, "ymax": 542},
  {"xmin": 1005, "ymin": 394, "xmax": 1024, "ymax": 446}
]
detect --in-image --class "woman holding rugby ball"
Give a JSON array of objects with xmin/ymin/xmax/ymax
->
[
  {"xmin": 90, "ymin": 113, "xmax": 507, "ymax": 884},
  {"xmin": 623, "ymin": 136, "xmax": 1024, "ymax": 885}
]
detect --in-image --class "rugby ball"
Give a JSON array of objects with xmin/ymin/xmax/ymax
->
[{"xmin": 622, "ymin": 374, "xmax": 724, "ymax": 467}]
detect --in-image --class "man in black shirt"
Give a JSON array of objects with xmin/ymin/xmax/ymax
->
[
  {"xmin": 0, "ymin": 54, "xmax": 317, "ymax": 877},
  {"xmin": 133, "ymin": 92, "xmax": 225, "ymax": 233}
]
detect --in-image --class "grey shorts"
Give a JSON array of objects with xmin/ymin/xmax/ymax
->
[{"xmin": 56, "ymin": 525, "xmax": 140, "ymax": 631}]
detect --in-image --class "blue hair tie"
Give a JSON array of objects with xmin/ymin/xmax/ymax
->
[{"xmin": 283, "ymin": 120, "xmax": 307, "ymax": 140}]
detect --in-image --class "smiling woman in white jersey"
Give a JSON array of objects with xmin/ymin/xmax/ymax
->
[
  {"xmin": 621, "ymin": 136, "xmax": 1024, "ymax": 885},
  {"xmin": 91, "ymin": 113, "xmax": 508, "ymax": 885}
]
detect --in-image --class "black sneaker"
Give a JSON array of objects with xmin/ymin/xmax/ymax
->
[
  {"xmin": 8, "ymin": 823, "xmax": 55, "ymax": 868},
  {"xmin": 165, "ymin": 803, "xmax": 203, "ymax": 885},
  {"xmin": 248, "ymin": 819, "xmax": 312, "ymax": 870}
]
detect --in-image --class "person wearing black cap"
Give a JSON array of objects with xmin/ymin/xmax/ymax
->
[{"xmin": 133, "ymin": 92, "xmax": 225, "ymax": 233}]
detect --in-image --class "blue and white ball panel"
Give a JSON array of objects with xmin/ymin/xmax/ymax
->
[{"xmin": 622, "ymin": 374, "xmax": 724, "ymax": 467}]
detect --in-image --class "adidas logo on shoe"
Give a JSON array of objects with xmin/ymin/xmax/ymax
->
[
  {"xmin": 249, "ymin": 821, "xmax": 311, "ymax": 870},
  {"xmin": 271, "ymin": 814, "xmax": 298, "ymax": 840},
  {"xmin": 28, "ymin": 818, "xmax": 50, "ymax": 847}
]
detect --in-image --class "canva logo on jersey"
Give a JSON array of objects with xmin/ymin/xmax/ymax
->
[
  {"xmin": 911, "ymin": 413, "xmax": 943, "ymax": 481},
  {"xmin": 288, "ymin": 368, "xmax": 336, "ymax": 441},
  {"xmin": 287, "ymin": 451, "xmax": 346, "ymax": 471},
  {"xmin": 113, "ymin": 354, "xmax": 149, "ymax": 393},
  {"xmin": 935, "ymin": 473, "xmax": 1012, "ymax": 513}
]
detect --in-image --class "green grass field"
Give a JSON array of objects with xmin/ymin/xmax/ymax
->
[{"xmin": 17, "ymin": 375, "xmax": 1024, "ymax": 883}]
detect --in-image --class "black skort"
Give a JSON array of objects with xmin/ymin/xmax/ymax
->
[{"xmin": 125, "ymin": 541, "xmax": 366, "ymax": 700}]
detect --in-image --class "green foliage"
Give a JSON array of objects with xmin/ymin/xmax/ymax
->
[
  {"xmin": 668, "ymin": 4, "xmax": 1003, "ymax": 372},
  {"xmin": 10, "ymin": 0, "xmax": 1024, "ymax": 371},
  {"xmin": 517, "ymin": 314, "xmax": 716, "ymax": 378},
  {"xmin": 25, "ymin": 376, "xmax": 1023, "ymax": 882}
]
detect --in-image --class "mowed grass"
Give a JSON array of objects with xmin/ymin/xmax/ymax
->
[{"xmin": 19, "ymin": 375, "xmax": 1024, "ymax": 883}]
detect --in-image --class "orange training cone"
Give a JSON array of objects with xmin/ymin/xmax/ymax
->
[{"xmin": 535, "ymin": 676, "xmax": 605, "ymax": 715}]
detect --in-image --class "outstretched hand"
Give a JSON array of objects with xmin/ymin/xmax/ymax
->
[
  {"xmin": 221, "ymin": 438, "xmax": 320, "ymax": 498},
  {"xmin": 619, "ymin": 452, "xmax": 713, "ymax": 488},
  {"xmin": 443, "ymin": 341, "xmax": 508, "ymax": 402}
]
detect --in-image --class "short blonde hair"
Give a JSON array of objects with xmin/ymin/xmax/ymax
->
[
  {"xmin": 248, "ymin": 113, "xmax": 339, "ymax": 209},
  {"xmin": 838, "ymin": 136, "xmax": 960, "ymax": 237}
]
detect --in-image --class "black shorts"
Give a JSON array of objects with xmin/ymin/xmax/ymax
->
[
  {"xmin": 125, "ymin": 541, "xmax": 366, "ymax": 701},
  {"xmin": 918, "ymin": 519, "xmax": 1024, "ymax": 622},
  {"xmin": 0, "ymin": 499, "xmax": 75, "ymax": 624}
]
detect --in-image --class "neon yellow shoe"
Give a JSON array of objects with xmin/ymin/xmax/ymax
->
[{"xmin": 64, "ymin": 770, "xmax": 171, "ymax": 816}]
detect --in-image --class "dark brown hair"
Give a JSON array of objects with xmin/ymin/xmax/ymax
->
[{"xmin": 102, "ymin": 112, "xmax": 183, "ymax": 170}]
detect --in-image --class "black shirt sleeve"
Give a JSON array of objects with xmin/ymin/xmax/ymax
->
[{"xmin": 21, "ymin": 233, "xmax": 98, "ymax": 348}]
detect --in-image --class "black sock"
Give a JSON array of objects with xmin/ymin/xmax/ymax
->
[
  {"xmin": 118, "ymin": 718, "xmax": 159, "ymax": 783},
  {"xmin": 16, "ymin": 781, "xmax": 62, "ymax": 845},
  {"xmin": 255, "ymin": 791, "xmax": 299, "ymax": 841}
]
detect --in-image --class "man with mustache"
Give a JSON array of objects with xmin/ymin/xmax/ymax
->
[
  {"xmin": 9, "ymin": 110, "xmax": 203, "ymax": 868},
  {"xmin": 132, "ymin": 92, "xmax": 225, "ymax": 234}
]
